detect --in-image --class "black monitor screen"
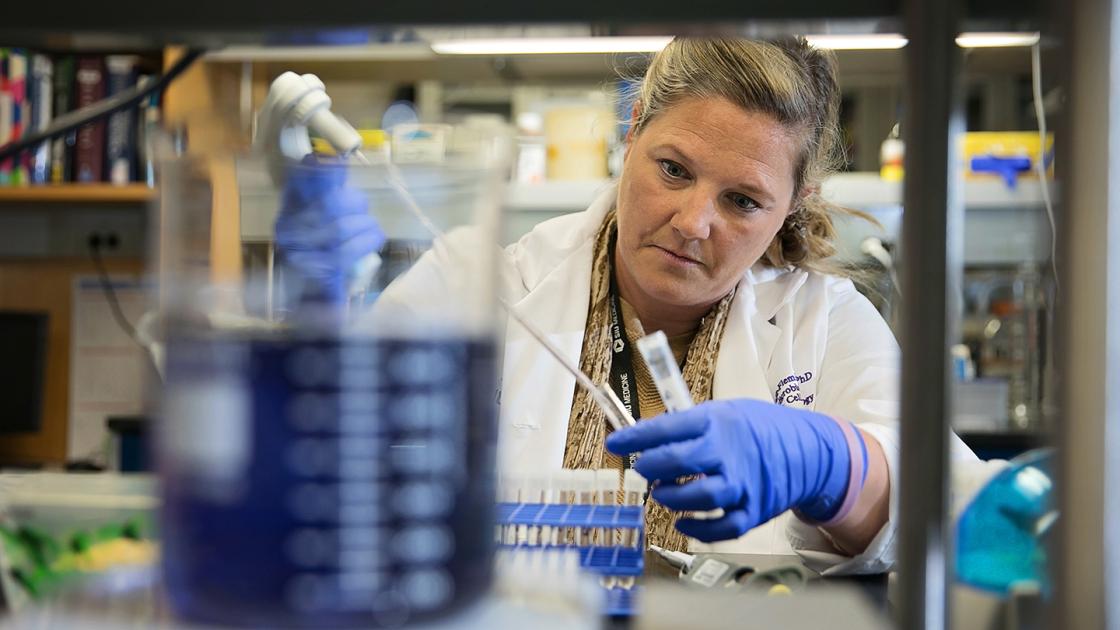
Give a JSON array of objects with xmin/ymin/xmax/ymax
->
[{"xmin": 0, "ymin": 311, "xmax": 48, "ymax": 434}]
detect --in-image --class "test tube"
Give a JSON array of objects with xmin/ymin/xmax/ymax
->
[
  {"xmin": 594, "ymin": 469, "xmax": 618, "ymax": 545},
  {"xmin": 623, "ymin": 470, "xmax": 647, "ymax": 548},
  {"xmin": 542, "ymin": 471, "xmax": 564, "ymax": 546},
  {"xmin": 636, "ymin": 330, "xmax": 694, "ymax": 412},
  {"xmin": 552, "ymin": 468, "xmax": 574, "ymax": 545},
  {"xmin": 500, "ymin": 473, "xmax": 519, "ymax": 545},
  {"xmin": 572, "ymin": 469, "xmax": 597, "ymax": 546},
  {"xmin": 520, "ymin": 471, "xmax": 548, "ymax": 545}
]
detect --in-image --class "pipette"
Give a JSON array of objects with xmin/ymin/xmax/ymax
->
[
  {"xmin": 649, "ymin": 544, "xmax": 695, "ymax": 572},
  {"xmin": 502, "ymin": 299, "xmax": 636, "ymax": 431}
]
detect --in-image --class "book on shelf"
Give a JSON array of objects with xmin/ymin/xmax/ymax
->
[
  {"xmin": 0, "ymin": 48, "xmax": 11, "ymax": 186},
  {"xmin": 0, "ymin": 48, "xmax": 30, "ymax": 186},
  {"xmin": 0, "ymin": 50, "xmax": 162, "ymax": 188},
  {"xmin": 28, "ymin": 54, "xmax": 52, "ymax": 185},
  {"xmin": 50, "ymin": 55, "xmax": 75, "ymax": 184},
  {"xmin": 73, "ymin": 56, "xmax": 106, "ymax": 184},
  {"xmin": 105, "ymin": 55, "xmax": 139, "ymax": 186}
]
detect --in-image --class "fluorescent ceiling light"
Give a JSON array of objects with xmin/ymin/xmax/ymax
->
[
  {"xmin": 955, "ymin": 32, "xmax": 1041, "ymax": 48},
  {"xmin": 805, "ymin": 34, "xmax": 909, "ymax": 50},
  {"xmin": 431, "ymin": 32, "xmax": 1041, "ymax": 55},
  {"xmin": 431, "ymin": 36, "xmax": 673, "ymax": 55},
  {"xmin": 806, "ymin": 32, "xmax": 1040, "ymax": 49}
]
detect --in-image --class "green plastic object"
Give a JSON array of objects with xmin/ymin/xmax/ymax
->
[
  {"xmin": 956, "ymin": 448, "xmax": 1055, "ymax": 596},
  {"xmin": 0, "ymin": 516, "xmax": 152, "ymax": 603}
]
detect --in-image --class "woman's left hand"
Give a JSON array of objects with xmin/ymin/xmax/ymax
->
[
  {"xmin": 275, "ymin": 158, "xmax": 386, "ymax": 306},
  {"xmin": 605, "ymin": 399, "xmax": 864, "ymax": 542}
]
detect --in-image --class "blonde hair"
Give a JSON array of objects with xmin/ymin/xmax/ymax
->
[{"xmin": 631, "ymin": 37, "xmax": 870, "ymax": 274}]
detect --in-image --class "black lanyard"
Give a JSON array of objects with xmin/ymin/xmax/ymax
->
[
  {"xmin": 606, "ymin": 234, "xmax": 641, "ymax": 469},
  {"xmin": 607, "ymin": 265, "xmax": 641, "ymax": 424}
]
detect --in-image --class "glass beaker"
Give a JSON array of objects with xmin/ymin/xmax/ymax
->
[{"xmin": 155, "ymin": 122, "xmax": 510, "ymax": 627}]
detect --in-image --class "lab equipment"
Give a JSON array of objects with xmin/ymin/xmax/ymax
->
[
  {"xmin": 260, "ymin": 72, "xmax": 385, "ymax": 311},
  {"xmin": 649, "ymin": 545, "xmax": 813, "ymax": 594},
  {"xmin": 606, "ymin": 399, "xmax": 866, "ymax": 541},
  {"xmin": 496, "ymin": 468, "xmax": 647, "ymax": 616},
  {"xmin": 959, "ymin": 264, "xmax": 1047, "ymax": 431},
  {"xmin": 157, "ymin": 79, "xmax": 510, "ymax": 627},
  {"xmin": 648, "ymin": 544, "xmax": 693, "ymax": 572},
  {"xmin": 391, "ymin": 124, "xmax": 451, "ymax": 163},
  {"xmin": 879, "ymin": 123, "xmax": 904, "ymax": 182},
  {"xmin": 255, "ymin": 71, "xmax": 363, "ymax": 186},
  {"xmin": 543, "ymin": 104, "xmax": 613, "ymax": 180},
  {"xmin": 956, "ymin": 448, "xmax": 1055, "ymax": 596},
  {"xmin": 513, "ymin": 112, "xmax": 546, "ymax": 184},
  {"xmin": 635, "ymin": 330, "xmax": 694, "ymax": 413},
  {"xmin": 266, "ymin": 86, "xmax": 631, "ymax": 433},
  {"xmin": 0, "ymin": 518, "xmax": 155, "ymax": 606},
  {"xmin": 503, "ymin": 303, "xmax": 636, "ymax": 432},
  {"xmin": 961, "ymin": 131, "xmax": 1054, "ymax": 189}
]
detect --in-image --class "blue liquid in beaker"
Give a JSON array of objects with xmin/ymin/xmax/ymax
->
[{"xmin": 159, "ymin": 333, "xmax": 497, "ymax": 627}]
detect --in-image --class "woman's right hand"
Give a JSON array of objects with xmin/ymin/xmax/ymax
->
[{"xmin": 605, "ymin": 398, "xmax": 865, "ymax": 542}]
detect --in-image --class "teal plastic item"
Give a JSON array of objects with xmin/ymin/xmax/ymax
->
[{"xmin": 956, "ymin": 448, "xmax": 1056, "ymax": 596}]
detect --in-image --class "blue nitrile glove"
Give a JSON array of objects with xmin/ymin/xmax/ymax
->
[
  {"xmin": 275, "ymin": 157, "xmax": 385, "ymax": 305},
  {"xmin": 605, "ymin": 399, "xmax": 866, "ymax": 542},
  {"xmin": 956, "ymin": 449, "xmax": 1055, "ymax": 595}
]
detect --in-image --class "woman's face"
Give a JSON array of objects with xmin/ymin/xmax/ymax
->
[{"xmin": 616, "ymin": 96, "xmax": 801, "ymax": 314}]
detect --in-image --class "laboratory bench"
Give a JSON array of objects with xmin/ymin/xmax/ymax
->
[
  {"xmin": 630, "ymin": 551, "xmax": 1035, "ymax": 630},
  {"xmin": 619, "ymin": 551, "xmax": 891, "ymax": 629},
  {"xmin": 1, "ymin": 554, "xmax": 892, "ymax": 630},
  {"xmin": 1, "ymin": 548, "xmax": 1038, "ymax": 630}
]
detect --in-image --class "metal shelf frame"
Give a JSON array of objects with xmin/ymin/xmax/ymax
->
[
  {"xmin": 6, "ymin": 1, "xmax": 1115, "ymax": 629},
  {"xmin": 4, "ymin": 1, "xmax": 1036, "ymax": 37}
]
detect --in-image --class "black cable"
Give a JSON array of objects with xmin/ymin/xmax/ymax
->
[
  {"xmin": 88, "ymin": 240, "xmax": 139, "ymax": 344},
  {"xmin": 0, "ymin": 49, "xmax": 206, "ymax": 163}
]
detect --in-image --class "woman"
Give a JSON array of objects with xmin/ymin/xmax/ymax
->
[{"xmin": 280, "ymin": 37, "xmax": 1003, "ymax": 574}]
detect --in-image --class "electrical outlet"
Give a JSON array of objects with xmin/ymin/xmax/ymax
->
[
  {"xmin": 87, "ymin": 231, "xmax": 123, "ymax": 252},
  {"xmin": 0, "ymin": 208, "xmax": 146, "ymax": 258}
]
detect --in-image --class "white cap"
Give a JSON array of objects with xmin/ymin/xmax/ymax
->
[
  {"xmin": 595, "ymin": 469, "xmax": 619, "ymax": 504},
  {"xmin": 522, "ymin": 470, "xmax": 549, "ymax": 504},
  {"xmin": 623, "ymin": 469, "xmax": 647, "ymax": 505},
  {"xmin": 570, "ymin": 469, "xmax": 597, "ymax": 504}
]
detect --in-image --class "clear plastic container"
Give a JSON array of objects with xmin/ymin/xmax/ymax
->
[{"xmin": 154, "ymin": 126, "xmax": 511, "ymax": 627}]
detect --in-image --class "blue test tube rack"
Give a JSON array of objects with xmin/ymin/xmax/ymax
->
[{"xmin": 495, "ymin": 501, "xmax": 645, "ymax": 615}]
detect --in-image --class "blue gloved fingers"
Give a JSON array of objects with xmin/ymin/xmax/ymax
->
[
  {"xmin": 336, "ymin": 224, "xmax": 387, "ymax": 268},
  {"xmin": 282, "ymin": 161, "xmax": 349, "ymax": 208},
  {"xmin": 332, "ymin": 187, "xmax": 372, "ymax": 217},
  {"xmin": 632, "ymin": 436, "xmax": 723, "ymax": 482},
  {"xmin": 650, "ymin": 475, "xmax": 743, "ymax": 511},
  {"xmin": 277, "ymin": 211, "xmax": 382, "ymax": 252},
  {"xmin": 604, "ymin": 409, "xmax": 710, "ymax": 456},
  {"xmin": 332, "ymin": 208, "xmax": 383, "ymax": 239},
  {"xmin": 674, "ymin": 509, "xmax": 754, "ymax": 543}
]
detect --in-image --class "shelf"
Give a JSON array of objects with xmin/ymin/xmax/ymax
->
[
  {"xmin": 819, "ymin": 172, "xmax": 1051, "ymax": 209},
  {"xmin": 0, "ymin": 184, "xmax": 155, "ymax": 204},
  {"xmin": 503, "ymin": 173, "xmax": 1052, "ymax": 212},
  {"xmin": 504, "ymin": 179, "xmax": 616, "ymax": 212}
]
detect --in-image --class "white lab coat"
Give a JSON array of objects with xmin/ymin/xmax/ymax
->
[{"xmin": 372, "ymin": 182, "xmax": 1005, "ymax": 575}]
